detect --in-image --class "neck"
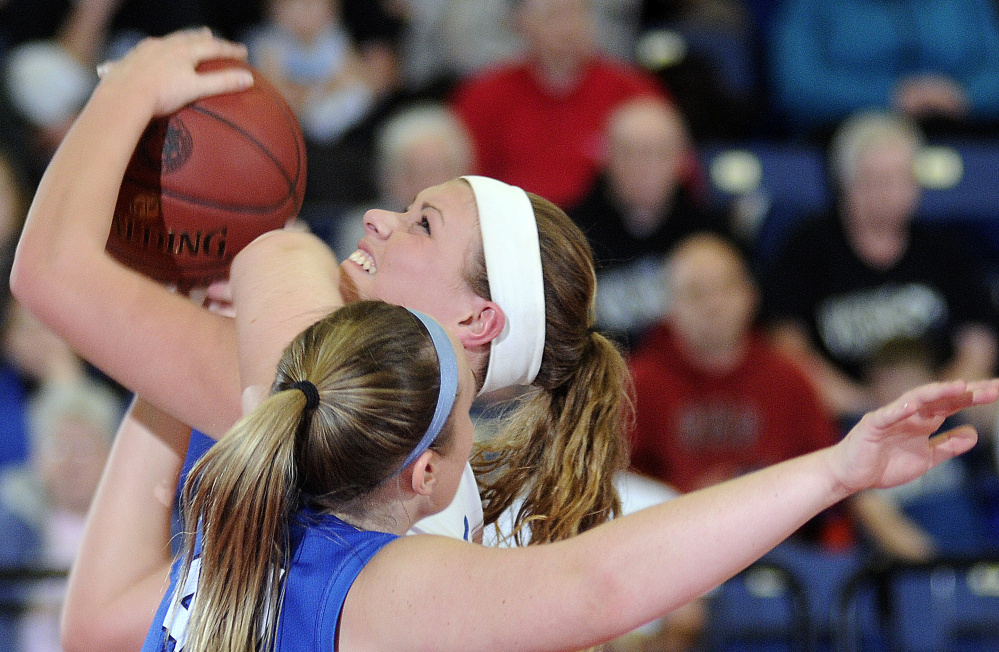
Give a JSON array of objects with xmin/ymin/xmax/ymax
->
[
  {"xmin": 845, "ymin": 218, "xmax": 908, "ymax": 269},
  {"xmin": 466, "ymin": 344, "xmax": 490, "ymax": 395},
  {"xmin": 683, "ymin": 338, "xmax": 747, "ymax": 375},
  {"xmin": 531, "ymin": 57, "xmax": 584, "ymax": 94},
  {"xmin": 332, "ymin": 480, "xmax": 425, "ymax": 535}
]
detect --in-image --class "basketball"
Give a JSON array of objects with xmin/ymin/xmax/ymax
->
[{"xmin": 106, "ymin": 58, "xmax": 307, "ymax": 289}]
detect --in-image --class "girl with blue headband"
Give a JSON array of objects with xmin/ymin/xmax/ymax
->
[
  {"xmin": 148, "ymin": 300, "xmax": 475, "ymax": 652},
  {"xmin": 147, "ymin": 299, "xmax": 998, "ymax": 652}
]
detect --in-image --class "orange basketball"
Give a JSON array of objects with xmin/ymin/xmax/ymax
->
[{"xmin": 106, "ymin": 59, "xmax": 307, "ymax": 289}]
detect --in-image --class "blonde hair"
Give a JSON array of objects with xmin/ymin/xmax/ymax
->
[
  {"xmin": 470, "ymin": 193, "xmax": 633, "ymax": 545},
  {"xmin": 174, "ymin": 301, "xmax": 455, "ymax": 652}
]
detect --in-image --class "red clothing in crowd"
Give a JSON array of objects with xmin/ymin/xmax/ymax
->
[
  {"xmin": 450, "ymin": 58, "xmax": 665, "ymax": 209},
  {"xmin": 628, "ymin": 324, "xmax": 840, "ymax": 494}
]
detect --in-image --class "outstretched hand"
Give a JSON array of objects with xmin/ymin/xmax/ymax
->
[
  {"xmin": 829, "ymin": 379, "xmax": 999, "ymax": 494},
  {"xmin": 96, "ymin": 28, "xmax": 253, "ymax": 117}
]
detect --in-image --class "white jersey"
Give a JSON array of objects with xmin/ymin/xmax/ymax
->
[{"xmin": 408, "ymin": 461, "xmax": 484, "ymax": 542}]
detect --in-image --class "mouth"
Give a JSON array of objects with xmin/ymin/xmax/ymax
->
[{"xmin": 347, "ymin": 248, "xmax": 377, "ymax": 275}]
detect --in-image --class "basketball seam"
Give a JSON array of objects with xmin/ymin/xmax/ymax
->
[
  {"xmin": 189, "ymin": 102, "xmax": 302, "ymax": 199},
  {"xmin": 123, "ymin": 178, "xmax": 296, "ymax": 214}
]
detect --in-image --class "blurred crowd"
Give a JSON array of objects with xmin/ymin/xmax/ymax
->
[{"xmin": 0, "ymin": 0, "xmax": 998, "ymax": 650}]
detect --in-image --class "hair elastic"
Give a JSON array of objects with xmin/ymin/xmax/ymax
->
[
  {"xmin": 461, "ymin": 176, "xmax": 546, "ymax": 396},
  {"xmin": 291, "ymin": 380, "xmax": 320, "ymax": 411},
  {"xmin": 395, "ymin": 308, "xmax": 460, "ymax": 474}
]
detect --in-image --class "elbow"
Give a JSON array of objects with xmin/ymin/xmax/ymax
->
[
  {"xmin": 61, "ymin": 603, "xmax": 148, "ymax": 652},
  {"xmin": 8, "ymin": 244, "xmax": 47, "ymax": 312},
  {"xmin": 240, "ymin": 228, "xmax": 336, "ymax": 268},
  {"xmin": 8, "ymin": 241, "xmax": 68, "ymax": 329},
  {"xmin": 237, "ymin": 228, "xmax": 325, "ymax": 262},
  {"xmin": 61, "ymin": 610, "xmax": 111, "ymax": 652}
]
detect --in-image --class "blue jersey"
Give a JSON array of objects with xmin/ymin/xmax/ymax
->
[{"xmin": 143, "ymin": 507, "xmax": 397, "ymax": 652}]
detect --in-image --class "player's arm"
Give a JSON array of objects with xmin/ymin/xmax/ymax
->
[
  {"xmin": 10, "ymin": 31, "xmax": 252, "ymax": 437},
  {"xmin": 345, "ymin": 380, "xmax": 997, "ymax": 651},
  {"xmin": 230, "ymin": 228, "xmax": 343, "ymax": 392},
  {"xmin": 62, "ymin": 396, "xmax": 190, "ymax": 652}
]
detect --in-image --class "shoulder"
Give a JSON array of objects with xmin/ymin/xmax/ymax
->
[
  {"xmin": 453, "ymin": 61, "xmax": 529, "ymax": 95},
  {"xmin": 746, "ymin": 334, "xmax": 827, "ymax": 400},
  {"xmin": 585, "ymin": 58, "xmax": 664, "ymax": 94},
  {"xmin": 278, "ymin": 517, "xmax": 397, "ymax": 647}
]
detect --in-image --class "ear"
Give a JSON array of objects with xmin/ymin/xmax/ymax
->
[
  {"xmin": 408, "ymin": 449, "xmax": 439, "ymax": 497},
  {"xmin": 455, "ymin": 298, "xmax": 505, "ymax": 351}
]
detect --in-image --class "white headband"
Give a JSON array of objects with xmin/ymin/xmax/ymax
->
[{"xmin": 463, "ymin": 176, "xmax": 546, "ymax": 396}]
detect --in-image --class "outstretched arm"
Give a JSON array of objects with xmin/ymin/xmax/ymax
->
[
  {"xmin": 10, "ymin": 30, "xmax": 252, "ymax": 437},
  {"xmin": 62, "ymin": 396, "xmax": 191, "ymax": 652},
  {"xmin": 346, "ymin": 379, "xmax": 999, "ymax": 652}
]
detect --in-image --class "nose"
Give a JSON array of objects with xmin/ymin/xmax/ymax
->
[{"xmin": 363, "ymin": 208, "xmax": 402, "ymax": 240}]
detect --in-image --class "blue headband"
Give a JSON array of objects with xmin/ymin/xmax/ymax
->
[{"xmin": 395, "ymin": 308, "xmax": 460, "ymax": 474}]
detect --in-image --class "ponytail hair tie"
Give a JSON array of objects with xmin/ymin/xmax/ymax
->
[{"xmin": 291, "ymin": 380, "xmax": 320, "ymax": 411}]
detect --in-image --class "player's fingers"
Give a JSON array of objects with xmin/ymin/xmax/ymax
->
[
  {"xmin": 205, "ymin": 281, "xmax": 235, "ymax": 318},
  {"xmin": 205, "ymin": 280, "xmax": 233, "ymax": 303},
  {"xmin": 928, "ymin": 424, "xmax": 979, "ymax": 466},
  {"xmin": 196, "ymin": 67, "xmax": 254, "ymax": 97},
  {"xmin": 967, "ymin": 378, "xmax": 999, "ymax": 405},
  {"xmin": 864, "ymin": 380, "xmax": 967, "ymax": 430}
]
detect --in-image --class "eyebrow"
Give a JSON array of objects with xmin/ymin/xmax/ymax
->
[{"xmin": 422, "ymin": 201, "xmax": 445, "ymax": 226}]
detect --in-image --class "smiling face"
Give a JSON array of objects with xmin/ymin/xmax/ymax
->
[{"xmin": 339, "ymin": 179, "xmax": 486, "ymax": 341}]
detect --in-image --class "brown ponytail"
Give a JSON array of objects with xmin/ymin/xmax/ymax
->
[{"xmin": 470, "ymin": 193, "xmax": 634, "ymax": 544}]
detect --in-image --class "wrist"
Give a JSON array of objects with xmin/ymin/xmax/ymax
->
[{"xmin": 817, "ymin": 443, "xmax": 860, "ymax": 504}]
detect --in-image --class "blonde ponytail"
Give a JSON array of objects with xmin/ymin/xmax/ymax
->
[
  {"xmin": 171, "ymin": 301, "xmax": 450, "ymax": 652},
  {"xmin": 177, "ymin": 388, "xmax": 307, "ymax": 652}
]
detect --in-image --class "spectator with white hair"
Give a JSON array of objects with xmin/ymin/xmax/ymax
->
[
  {"xmin": 568, "ymin": 96, "xmax": 727, "ymax": 347},
  {"xmin": 760, "ymin": 111, "xmax": 999, "ymax": 426}
]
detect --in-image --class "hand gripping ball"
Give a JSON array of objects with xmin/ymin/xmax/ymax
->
[{"xmin": 106, "ymin": 59, "xmax": 307, "ymax": 290}]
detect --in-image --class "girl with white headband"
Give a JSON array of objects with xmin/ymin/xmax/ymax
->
[
  {"xmin": 12, "ymin": 31, "xmax": 999, "ymax": 652},
  {"xmin": 12, "ymin": 30, "xmax": 628, "ymax": 648}
]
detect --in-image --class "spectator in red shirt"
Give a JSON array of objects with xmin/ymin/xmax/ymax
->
[
  {"xmin": 629, "ymin": 232, "xmax": 842, "ymax": 502},
  {"xmin": 449, "ymin": 0, "xmax": 667, "ymax": 210}
]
